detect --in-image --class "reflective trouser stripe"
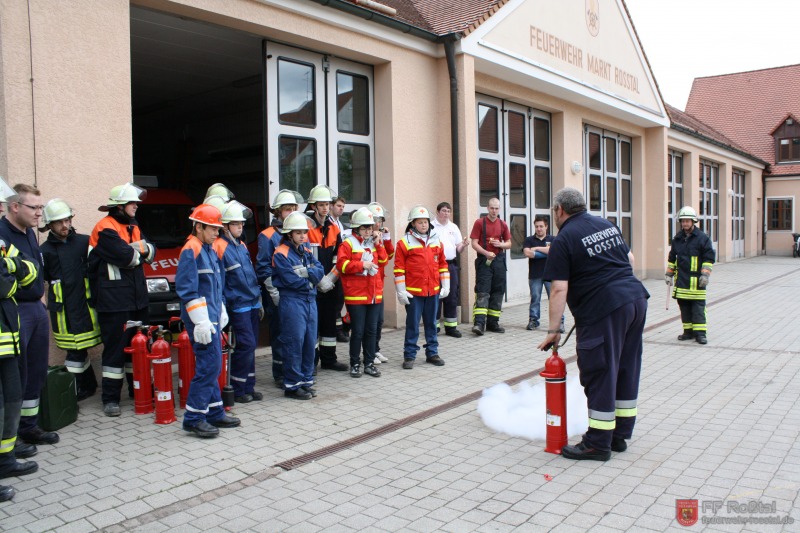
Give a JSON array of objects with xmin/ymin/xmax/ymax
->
[
  {"xmin": 487, "ymin": 309, "xmax": 501, "ymax": 318},
  {"xmin": 472, "ymin": 307, "xmax": 487, "ymax": 317},
  {"xmin": 103, "ymin": 366, "xmax": 124, "ymax": 379},
  {"xmin": 319, "ymin": 337, "xmax": 337, "ymax": 347},
  {"xmin": 21, "ymin": 399, "xmax": 40, "ymax": 417},
  {"xmin": 125, "ymin": 362, "xmax": 133, "ymax": 374},
  {"xmin": 185, "ymin": 404, "xmax": 209, "ymax": 414},
  {"xmin": 682, "ymin": 322, "xmax": 692, "ymax": 329},
  {"xmin": 443, "ymin": 319, "xmax": 458, "ymax": 327},
  {"xmin": 230, "ymin": 375, "xmax": 247, "ymax": 383},
  {"xmin": 616, "ymin": 407, "xmax": 637, "ymax": 417},
  {"xmin": 0, "ymin": 437, "xmax": 17, "ymax": 454},
  {"xmin": 588, "ymin": 409, "xmax": 616, "ymax": 430},
  {"xmin": 66, "ymin": 359, "xmax": 91, "ymax": 372}
]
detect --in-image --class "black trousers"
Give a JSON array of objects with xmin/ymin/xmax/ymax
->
[
  {"xmin": 98, "ymin": 308, "xmax": 148, "ymax": 404},
  {"xmin": 677, "ymin": 299, "xmax": 707, "ymax": 333},
  {"xmin": 438, "ymin": 261, "xmax": 460, "ymax": 328},
  {"xmin": 473, "ymin": 257, "xmax": 506, "ymax": 325},
  {"xmin": 0, "ymin": 356, "xmax": 22, "ymax": 472},
  {"xmin": 17, "ymin": 301, "xmax": 50, "ymax": 434},
  {"xmin": 316, "ymin": 296, "xmax": 340, "ymax": 365}
]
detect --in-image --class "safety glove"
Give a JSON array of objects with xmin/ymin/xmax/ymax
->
[
  {"xmin": 698, "ymin": 270, "xmax": 710, "ymax": 289},
  {"xmin": 186, "ymin": 297, "xmax": 216, "ymax": 345},
  {"xmin": 293, "ymin": 265, "xmax": 309, "ymax": 278},
  {"xmin": 396, "ymin": 281, "xmax": 414, "ymax": 306},
  {"xmin": 219, "ymin": 305, "xmax": 229, "ymax": 329},
  {"xmin": 257, "ymin": 296, "xmax": 265, "ymax": 321},
  {"xmin": 439, "ymin": 277, "xmax": 450, "ymax": 299},
  {"xmin": 263, "ymin": 277, "xmax": 279, "ymax": 306},
  {"xmin": 129, "ymin": 240, "xmax": 156, "ymax": 264},
  {"xmin": 664, "ymin": 268, "xmax": 674, "ymax": 286},
  {"xmin": 317, "ymin": 270, "xmax": 338, "ymax": 292}
]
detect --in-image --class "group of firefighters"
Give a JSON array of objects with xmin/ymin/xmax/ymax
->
[{"xmin": 0, "ymin": 176, "xmax": 716, "ymax": 500}]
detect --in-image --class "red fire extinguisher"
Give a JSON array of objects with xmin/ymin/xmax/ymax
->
[
  {"xmin": 171, "ymin": 318, "xmax": 194, "ymax": 409},
  {"xmin": 220, "ymin": 331, "xmax": 235, "ymax": 409},
  {"xmin": 540, "ymin": 326, "xmax": 574, "ymax": 455},
  {"xmin": 149, "ymin": 327, "xmax": 176, "ymax": 425},
  {"xmin": 125, "ymin": 322, "xmax": 153, "ymax": 415},
  {"xmin": 218, "ymin": 332, "xmax": 229, "ymax": 393}
]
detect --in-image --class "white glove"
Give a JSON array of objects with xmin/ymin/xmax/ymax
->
[
  {"xmin": 317, "ymin": 273, "xmax": 335, "ymax": 292},
  {"xmin": 186, "ymin": 297, "xmax": 216, "ymax": 345},
  {"xmin": 293, "ymin": 265, "xmax": 309, "ymax": 278},
  {"xmin": 220, "ymin": 306, "xmax": 229, "ymax": 329},
  {"xmin": 665, "ymin": 270, "xmax": 674, "ymax": 286},
  {"xmin": 258, "ymin": 296, "xmax": 265, "ymax": 321},
  {"xmin": 129, "ymin": 240, "xmax": 155, "ymax": 263},
  {"xmin": 439, "ymin": 277, "xmax": 450, "ymax": 299},
  {"xmin": 367, "ymin": 265, "xmax": 379, "ymax": 277},
  {"xmin": 264, "ymin": 278, "xmax": 280, "ymax": 306},
  {"xmin": 396, "ymin": 282, "xmax": 413, "ymax": 306},
  {"xmin": 382, "ymin": 231, "xmax": 391, "ymax": 242}
]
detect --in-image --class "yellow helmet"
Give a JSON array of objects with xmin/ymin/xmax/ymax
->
[
  {"xmin": 281, "ymin": 211, "xmax": 312, "ymax": 233},
  {"xmin": 42, "ymin": 198, "xmax": 74, "ymax": 225},
  {"xmin": 271, "ymin": 189, "xmax": 304, "ymax": 210},
  {"xmin": 100, "ymin": 182, "xmax": 146, "ymax": 211},
  {"xmin": 205, "ymin": 183, "xmax": 234, "ymax": 201},
  {"xmin": 349, "ymin": 207, "xmax": 375, "ymax": 228},
  {"xmin": 407, "ymin": 205, "xmax": 432, "ymax": 222},
  {"xmin": 307, "ymin": 184, "xmax": 336, "ymax": 204}
]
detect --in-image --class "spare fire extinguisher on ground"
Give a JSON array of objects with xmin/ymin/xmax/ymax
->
[
  {"xmin": 126, "ymin": 321, "xmax": 153, "ymax": 415},
  {"xmin": 220, "ymin": 331, "xmax": 235, "ymax": 410},
  {"xmin": 540, "ymin": 326, "xmax": 575, "ymax": 454},
  {"xmin": 171, "ymin": 317, "xmax": 194, "ymax": 409},
  {"xmin": 149, "ymin": 326, "xmax": 176, "ymax": 424}
]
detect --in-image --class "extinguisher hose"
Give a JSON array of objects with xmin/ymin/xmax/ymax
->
[{"xmin": 552, "ymin": 325, "xmax": 576, "ymax": 352}]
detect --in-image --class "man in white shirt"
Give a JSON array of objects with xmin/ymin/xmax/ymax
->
[{"xmin": 432, "ymin": 202, "xmax": 469, "ymax": 337}]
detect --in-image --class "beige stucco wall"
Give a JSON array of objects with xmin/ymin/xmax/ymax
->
[
  {"xmin": 764, "ymin": 178, "xmax": 800, "ymax": 255},
  {"xmin": 667, "ymin": 135, "xmax": 764, "ymax": 262}
]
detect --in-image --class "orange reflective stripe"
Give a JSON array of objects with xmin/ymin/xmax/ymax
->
[{"xmin": 186, "ymin": 301, "xmax": 207, "ymax": 312}]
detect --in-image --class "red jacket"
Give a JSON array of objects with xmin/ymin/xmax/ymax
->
[
  {"xmin": 394, "ymin": 232, "xmax": 448, "ymax": 297},
  {"xmin": 337, "ymin": 235, "xmax": 388, "ymax": 305}
]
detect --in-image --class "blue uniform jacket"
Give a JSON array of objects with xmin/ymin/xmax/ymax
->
[
  {"xmin": 0, "ymin": 217, "xmax": 45, "ymax": 302},
  {"xmin": 176, "ymin": 235, "xmax": 225, "ymax": 327},
  {"xmin": 255, "ymin": 220, "xmax": 283, "ymax": 284},
  {"xmin": 214, "ymin": 235, "xmax": 261, "ymax": 313},
  {"xmin": 272, "ymin": 240, "xmax": 324, "ymax": 299}
]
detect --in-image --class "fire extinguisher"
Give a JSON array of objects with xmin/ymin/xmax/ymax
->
[
  {"xmin": 171, "ymin": 317, "xmax": 194, "ymax": 409},
  {"xmin": 220, "ymin": 331, "xmax": 235, "ymax": 409},
  {"xmin": 149, "ymin": 326, "xmax": 177, "ymax": 424},
  {"xmin": 539, "ymin": 326, "xmax": 575, "ymax": 454},
  {"xmin": 125, "ymin": 321, "xmax": 153, "ymax": 415}
]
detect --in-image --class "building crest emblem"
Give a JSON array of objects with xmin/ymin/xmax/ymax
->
[{"xmin": 586, "ymin": 0, "xmax": 600, "ymax": 36}]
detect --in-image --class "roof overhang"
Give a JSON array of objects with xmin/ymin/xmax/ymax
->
[
  {"xmin": 460, "ymin": 0, "xmax": 669, "ymax": 128},
  {"xmin": 669, "ymin": 129, "xmax": 766, "ymax": 169}
]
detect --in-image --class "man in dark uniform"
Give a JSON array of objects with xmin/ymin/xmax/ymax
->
[
  {"xmin": 40, "ymin": 199, "xmax": 102, "ymax": 401},
  {"xmin": 666, "ymin": 206, "xmax": 715, "ymax": 345},
  {"xmin": 0, "ymin": 189, "xmax": 40, "ymax": 501},
  {"xmin": 537, "ymin": 188, "xmax": 649, "ymax": 461},
  {"xmin": 0, "ymin": 184, "xmax": 59, "ymax": 448},
  {"xmin": 88, "ymin": 182, "xmax": 155, "ymax": 417},
  {"xmin": 469, "ymin": 197, "xmax": 511, "ymax": 335}
]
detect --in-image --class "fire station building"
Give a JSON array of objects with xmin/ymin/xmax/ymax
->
[{"xmin": 0, "ymin": 0, "xmax": 768, "ymax": 329}]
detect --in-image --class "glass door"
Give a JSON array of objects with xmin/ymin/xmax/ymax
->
[{"xmin": 585, "ymin": 126, "xmax": 633, "ymax": 246}]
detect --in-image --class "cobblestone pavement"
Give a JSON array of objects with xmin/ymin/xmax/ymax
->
[{"xmin": 1, "ymin": 256, "xmax": 799, "ymax": 532}]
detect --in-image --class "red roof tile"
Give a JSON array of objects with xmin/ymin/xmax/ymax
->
[
  {"xmin": 344, "ymin": 0, "xmax": 510, "ymax": 36},
  {"xmin": 685, "ymin": 64, "xmax": 800, "ymax": 176},
  {"xmin": 666, "ymin": 104, "xmax": 759, "ymax": 161}
]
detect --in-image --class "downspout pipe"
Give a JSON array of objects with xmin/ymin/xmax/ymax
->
[{"xmin": 443, "ymin": 34, "xmax": 462, "ymax": 229}]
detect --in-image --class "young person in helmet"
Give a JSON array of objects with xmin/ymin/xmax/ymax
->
[
  {"xmin": 305, "ymin": 184, "xmax": 348, "ymax": 372},
  {"xmin": 87, "ymin": 182, "xmax": 156, "ymax": 418},
  {"xmin": 272, "ymin": 212, "xmax": 324, "ymax": 399},
  {"xmin": 365, "ymin": 202, "xmax": 392, "ymax": 364},
  {"xmin": 39, "ymin": 199, "xmax": 101, "ymax": 402},
  {"xmin": 394, "ymin": 205, "xmax": 449, "ymax": 369},
  {"xmin": 255, "ymin": 189, "xmax": 303, "ymax": 388},
  {"xmin": 0, "ymin": 187, "xmax": 40, "ymax": 500},
  {"xmin": 666, "ymin": 206, "xmax": 715, "ymax": 345},
  {"xmin": 176, "ymin": 204, "xmax": 239, "ymax": 438},
  {"xmin": 337, "ymin": 207, "xmax": 388, "ymax": 378},
  {"xmin": 211, "ymin": 200, "xmax": 263, "ymax": 403}
]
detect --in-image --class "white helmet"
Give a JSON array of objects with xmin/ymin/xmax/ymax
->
[
  {"xmin": 42, "ymin": 198, "xmax": 74, "ymax": 225},
  {"xmin": 100, "ymin": 182, "xmax": 146, "ymax": 211},
  {"xmin": 271, "ymin": 189, "xmax": 304, "ymax": 210},
  {"xmin": 281, "ymin": 211, "xmax": 312, "ymax": 233},
  {"xmin": 205, "ymin": 183, "xmax": 234, "ymax": 201},
  {"xmin": 367, "ymin": 202, "xmax": 387, "ymax": 220},
  {"xmin": 407, "ymin": 205, "xmax": 432, "ymax": 222},
  {"xmin": 204, "ymin": 194, "xmax": 227, "ymax": 212},
  {"xmin": 220, "ymin": 201, "xmax": 252, "ymax": 223},
  {"xmin": 349, "ymin": 207, "xmax": 375, "ymax": 228},
  {"xmin": 307, "ymin": 184, "xmax": 336, "ymax": 204},
  {"xmin": 678, "ymin": 206, "xmax": 698, "ymax": 222}
]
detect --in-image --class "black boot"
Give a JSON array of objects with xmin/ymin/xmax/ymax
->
[
  {"xmin": 472, "ymin": 322, "xmax": 485, "ymax": 336},
  {"xmin": 677, "ymin": 330, "xmax": 694, "ymax": 341},
  {"xmin": 445, "ymin": 327, "xmax": 462, "ymax": 338},
  {"xmin": 695, "ymin": 333, "xmax": 708, "ymax": 345},
  {"xmin": 76, "ymin": 370, "xmax": 97, "ymax": 401}
]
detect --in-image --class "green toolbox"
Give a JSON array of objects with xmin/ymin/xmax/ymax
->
[{"xmin": 39, "ymin": 365, "xmax": 78, "ymax": 431}]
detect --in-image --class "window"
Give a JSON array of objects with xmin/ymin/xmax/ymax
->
[
  {"xmin": 667, "ymin": 150, "xmax": 684, "ymax": 243},
  {"xmin": 778, "ymin": 138, "xmax": 800, "ymax": 162},
  {"xmin": 767, "ymin": 198, "xmax": 793, "ymax": 231}
]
